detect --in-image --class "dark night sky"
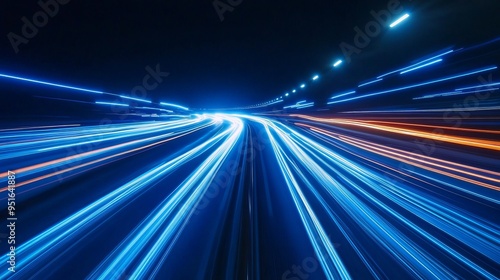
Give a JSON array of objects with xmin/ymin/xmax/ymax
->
[{"xmin": 1, "ymin": 0, "xmax": 500, "ymax": 109}]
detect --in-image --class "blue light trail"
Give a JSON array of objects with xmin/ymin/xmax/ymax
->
[
  {"xmin": 95, "ymin": 101, "xmax": 129, "ymax": 107},
  {"xmin": 119, "ymin": 95, "xmax": 152, "ymax": 103},
  {"xmin": 358, "ymin": 78, "xmax": 383, "ymax": 88},
  {"xmin": 160, "ymin": 102, "xmax": 190, "ymax": 111},
  {"xmin": 399, "ymin": 59, "xmax": 443, "ymax": 74},
  {"xmin": 377, "ymin": 50, "xmax": 454, "ymax": 78},
  {"xmin": 0, "ymin": 112, "xmax": 498, "ymax": 279},
  {"xmin": 0, "ymin": 73, "xmax": 104, "ymax": 94},
  {"xmin": 330, "ymin": 65, "xmax": 498, "ymax": 104},
  {"xmin": 390, "ymin": 13, "xmax": 410, "ymax": 28}
]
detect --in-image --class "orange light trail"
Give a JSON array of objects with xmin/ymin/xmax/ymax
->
[
  {"xmin": 296, "ymin": 123, "xmax": 500, "ymax": 191},
  {"xmin": 292, "ymin": 115, "xmax": 500, "ymax": 151},
  {"xmin": 0, "ymin": 123, "xmax": 213, "ymax": 192}
]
